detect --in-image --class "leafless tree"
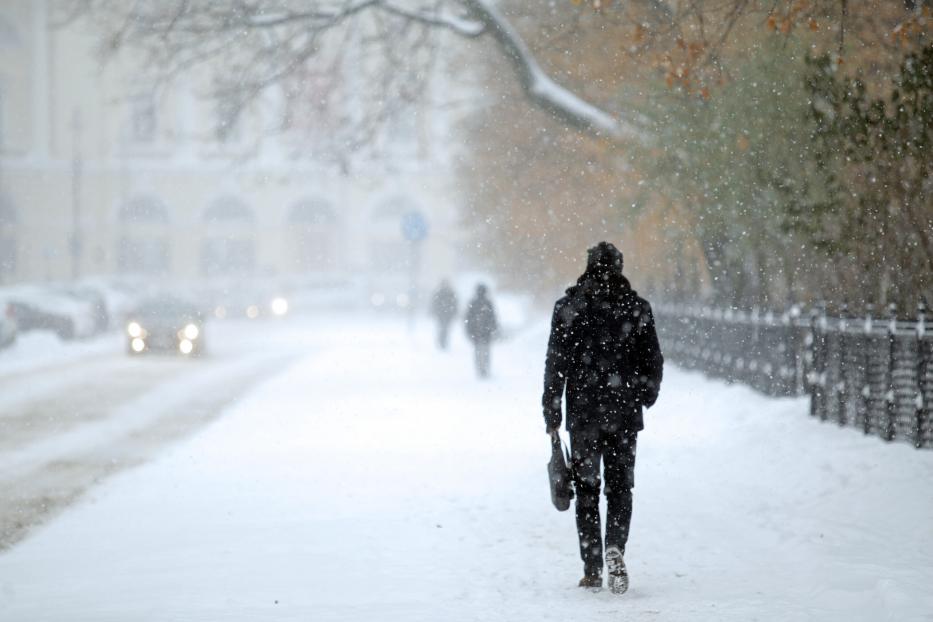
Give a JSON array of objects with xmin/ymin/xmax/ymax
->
[
  {"xmin": 58, "ymin": 0, "xmax": 925, "ymax": 150},
  {"xmin": 57, "ymin": 0, "xmax": 649, "ymax": 146}
]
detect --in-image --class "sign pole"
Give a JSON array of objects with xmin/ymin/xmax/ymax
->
[{"xmin": 400, "ymin": 210, "xmax": 429, "ymax": 332}]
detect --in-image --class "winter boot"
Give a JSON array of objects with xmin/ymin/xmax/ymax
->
[
  {"xmin": 605, "ymin": 546, "xmax": 628, "ymax": 595},
  {"xmin": 578, "ymin": 573, "xmax": 602, "ymax": 589}
]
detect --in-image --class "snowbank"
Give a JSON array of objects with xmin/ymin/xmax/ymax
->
[{"xmin": 0, "ymin": 317, "xmax": 930, "ymax": 621}]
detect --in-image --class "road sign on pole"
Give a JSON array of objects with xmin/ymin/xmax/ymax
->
[
  {"xmin": 401, "ymin": 210, "xmax": 429, "ymax": 243},
  {"xmin": 401, "ymin": 211, "xmax": 428, "ymax": 330}
]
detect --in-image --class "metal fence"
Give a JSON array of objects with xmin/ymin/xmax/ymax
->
[{"xmin": 655, "ymin": 302, "xmax": 932, "ymax": 449}]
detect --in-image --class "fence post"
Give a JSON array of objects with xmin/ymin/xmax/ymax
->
[
  {"xmin": 885, "ymin": 303, "xmax": 898, "ymax": 442},
  {"xmin": 836, "ymin": 304, "xmax": 849, "ymax": 427},
  {"xmin": 807, "ymin": 307, "xmax": 817, "ymax": 417},
  {"xmin": 764, "ymin": 309, "xmax": 776, "ymax": 394},
  {"xmin": 818, "ymin": 304, "xmax": 829, "ymax": 421},
  {"xmin": 789, "ymin": 304, "xmax": 804, "ymax": 395},
  {"xmin": 861, "ymin": 304, "xmax": 874, "ymax": 435},
  {"xmin": 780, "ymin": 308, "xmax": 791, "ymax": 396},
  {"xmin": 807, "ymin": 305, "xmax": 826, "ymax": 419},
  {"xmin": 915, "ymin": 299, "xmax": 928, "ymax": 449}
]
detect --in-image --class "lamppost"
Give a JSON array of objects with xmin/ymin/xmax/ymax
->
[{"xmin": 69, "ymin": 107, "xmax": 83, "ymax": 280}]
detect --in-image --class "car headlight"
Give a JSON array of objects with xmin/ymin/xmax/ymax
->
[
  {"xmin": 183, "ymin": 323, "xmax": 199, "ymax": 340},
  {"xmin": 179, "ymin": 339, "xmax": 194, "ymax": 355},
  {"xmin": 127, "ymin": 321, "xmax": 143, "ymax": 338},
  {"xmin": 270, "ymin": 297, "xmax": 288, "ymax": 316}
]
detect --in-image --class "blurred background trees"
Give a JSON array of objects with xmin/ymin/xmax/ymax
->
[
  {"xmin": 66, "ymin": 0, "xmax": 931, "ymax": 312},
  {"xmin": 459, "ymin": 1, "xmax": 930, "ymax": 312}
]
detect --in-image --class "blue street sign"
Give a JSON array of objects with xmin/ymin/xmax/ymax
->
[{"xmin": 401, "ymin": 210, "xmax": 429, "ymax": 243}]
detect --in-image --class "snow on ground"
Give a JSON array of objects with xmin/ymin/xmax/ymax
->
[
  {"xmin": 0, "ymin": 331, "xmax": 121, "ymax": 378},
  {"xmin": 0, "ymin": 315, "xmax": 931, "ymax": 621}
]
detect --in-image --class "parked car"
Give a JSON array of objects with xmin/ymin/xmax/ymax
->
[
  {"xmin": 78, "ymin": 277, "xmax": 144, "ymax": 329},
  {"xmin": 126, "ymin": 296, "xmax": 206, "ymax": 356},
  {"xmin": 0, "ymin": 286, "xmax": 97, "ymax": 340},
  {"xmin": 0, "ymin": 302, "xmax": 16, "ymax": 349},
  {"xmin": 51, "ymin": 285, "xmax": 109, "ymax": 333}
]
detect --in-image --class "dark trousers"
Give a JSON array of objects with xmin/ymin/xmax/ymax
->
[
  {"xmin": 570, "ymin": 426, "xmax": 637, "ymax": 575},
  {"xmin": 473, "ymin": 341, "xmax": 491, "ymax": 377},
  {"xmin": 437, "ymin": 320, "xmax": 451, "ymax": 349}
]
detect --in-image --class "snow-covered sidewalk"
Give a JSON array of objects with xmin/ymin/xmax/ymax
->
[{"xmin": 1, "ymin": 317, "xmax": 931, "ymax": 621}]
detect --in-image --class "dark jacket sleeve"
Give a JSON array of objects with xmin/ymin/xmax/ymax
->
[
  {"xmin": 542, "ymin": 301, "xmax": 570, "ymax": 430},
  {"xmin": 636, "ymin": 302, "xmax": 664, "ymax": 408}
]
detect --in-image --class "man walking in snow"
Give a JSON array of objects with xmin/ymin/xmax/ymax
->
[
  {"xmin": 464, "ymin": 284, "xmax": 498, "ymax": 378},
  {"xmin": 542, "ymin": 242, "xmax": 663, "ymax": 594},
  {"xmin": 430, "ymin": 280, "xmax": 459, "ymax": 350}
]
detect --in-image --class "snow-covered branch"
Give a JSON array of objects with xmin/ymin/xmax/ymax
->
[
  {"xmin": 458, "ymin": 0, "xmax": 650, "ymax": 143},
  {"xmin": 65, "ymin": 0, "xmax": 652, "ymax": 144},
  {"xmin": 380, "ymin": 2, "xmax": 486, "ymax": 37}
]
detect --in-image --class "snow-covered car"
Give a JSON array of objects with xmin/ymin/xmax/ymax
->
[
  {"xmin": 75, "ymin": 278, "xmax": 143, "ymax": 330},
  {"xmin": 126, "ymin": 296, "xmax": 206, "ymax": 356},
  {"xmin": 51, "ymin": 285, "xmax": 109, "ymax": 333},
  {"xmin": 0, "ymin": 286, "xmax": 98, "ymax": 340},
  {"xmin": 0, "ymin": 301, "xmax": 16, "ymax": 349}
]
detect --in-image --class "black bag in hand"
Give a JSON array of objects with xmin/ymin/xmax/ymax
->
[{"xmin": 548, "ymin": 434, "xmax": 574, "ymax": 511}]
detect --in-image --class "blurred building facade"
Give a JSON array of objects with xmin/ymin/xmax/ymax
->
[{"xmin": 0, "ymin": 0, "xmax": 464, "ymax": 306}]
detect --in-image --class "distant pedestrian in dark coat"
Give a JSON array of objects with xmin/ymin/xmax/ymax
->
[
  {"xmin": 430, "ymin": 280, "xmax": 459, "ymax": 350},
  {"xmin": 464, "ymin": 284, "xmax": 498, "ymax": 378},
  {"xmin": 542, "ymin": 242, "xmax": 663, "ymax": 594}
]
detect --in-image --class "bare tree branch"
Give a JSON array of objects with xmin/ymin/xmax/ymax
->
[
  {"xmin": 458, "ymin": 0, "xmax": 649, "ymax": 142},
  {"xmin": 59, "ymin": 0, "xmax": 652, "ymax": 146},
  {"xmin": 380, "ymin": 2, "xmax": 485, "ymax": 37}
]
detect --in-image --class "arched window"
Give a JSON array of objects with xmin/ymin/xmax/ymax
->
[
  {"xmin": 117, "ymin": 196, "xmax": 170, "ymax": 274},
  {"xmin": 288, "ymin": 198, "xmax": 337, "ymax": 273},
  {"xmin": 200, "ymin": 197, "xmax": 256, "ymax": 276},
  {"xmin": 370, "ymin": 197, "xmax": 418, "ymax": 274}
]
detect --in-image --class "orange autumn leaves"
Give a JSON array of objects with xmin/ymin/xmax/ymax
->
[{"xmin": 568, "ymin": 0, "xmax": 929, "ymax": 101}]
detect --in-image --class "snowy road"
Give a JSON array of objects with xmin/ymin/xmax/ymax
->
[
  {"xmin": 0, "ymin": 321, "xmax": 301, "ymax": 550},
  {"xmin": 0, "ymin": 316, "xmax": 931, "ymax": 621}
]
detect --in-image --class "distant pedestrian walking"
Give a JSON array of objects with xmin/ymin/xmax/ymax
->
[
  {"xmin": 464, "ymin": 284, "xmax": 498, "ymax": 378},
  {"xmin": 542, "ymin": 242, "xmax": 663, "ymax": 594},
  {"xmin": 430, "ymin": 280, "xmax": 459, "ymax": 350}
]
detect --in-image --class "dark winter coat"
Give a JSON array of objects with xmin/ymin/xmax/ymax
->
[
  {"xmin": 431, "ymin": 285, "xmax": 459, "ymax": 323},
  {"xmin": 464, "ymin": 294, "xmax": 498, "ymax": 344},
  {"xmin": 542, "ymin": 271, "xmax": 663, "ymax": 433}
]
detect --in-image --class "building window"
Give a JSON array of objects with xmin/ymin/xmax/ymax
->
[
  {"xmin": 201, "ymin": 197, "xmax": 256, "ymax": 276},
  {"xmin": 117, "ymin": 196, "xmax": 170, "ymax": 275},
  {"xmin": 129, "ymin": 93, "xmax": 157, "ymax": 143},
  {"xmin": 288, "ymin": 199, "xmax": 336, "ymax": 272}
]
